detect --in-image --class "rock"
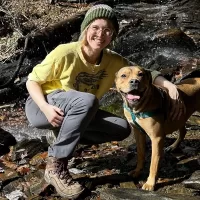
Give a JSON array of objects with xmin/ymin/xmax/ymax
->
[
  {"xmin": 2, "ymin": 169, "xmax": 49, "ymax": 198},
  {"xmin": 182, "ymin": 146, "xmax": 198, "ymax": 156},
  {"xmin": 11, "ymin": 138, "xmax": 48, "ymax": 161},
  {"xmin": 0, "ymin": 169, "xmax": 19, "ymax": 190},
  {"xmin": 120, "ymin": 181, "xmax": 137, "ymax": 189},
  {"xmin": 24, "ymin": 169, "xmax": 48, "ymax": 196},
  {"xmin": 99, "ymin": 188, "xmax": 200, "ymax": 200},
  {"xmin": 114, "ymin": 1, "xmax": 200, "ymax": 82},
  {"xmin": 5, "ymin": 190, "xmax": 27, "ymax": 200},
  {"xmin": 47, "ymin": 0, "xmax": 58, "ymax": 4},
  {"xmin": 183, "ymin": 170, "xmax": 200, "ymax": 190}
]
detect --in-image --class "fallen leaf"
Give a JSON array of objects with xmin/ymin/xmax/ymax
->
[
  {"xmin": 111, "ymin": 141, "xmax": 119, "ymax": 145},
  {"xmin": 103, "ymin": 169, "xmax": 112, "ymax": 175},
  {"xmin": 29, "ymin": 152, "xmax": 48, "ymax": 166},
  {"xmin": 0, "ymin": 115, "xmax": 6, "ymax": 121},
  {"xmin": 1, "ymin": 159, "xmax": 18, "ymax": 170},
  {"xmin": 16, "ymin": 165, "xmax": 30, "ymax": 175}
]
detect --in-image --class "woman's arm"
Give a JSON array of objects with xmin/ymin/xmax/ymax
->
[
  {"xmin": 153, "ymin": 76, "xmax": 185, "ymax": 120},
  {"xmin": 26, "ymin": 80, "xmax": 64, "ymax": 127},
  {"xmin": 26, "ymin": 80, "xmax": 48, "ymax": 109}
]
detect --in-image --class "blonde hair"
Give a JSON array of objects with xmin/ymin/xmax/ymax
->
[
  {"xmin": 78, "ymin": 25, "xmax": 89, "ymax": 46},
  {"xmin": 78, "ymin": 22, "xmax": 117, "ymax": 48}
]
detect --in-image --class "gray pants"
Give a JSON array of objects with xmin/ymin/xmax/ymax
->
[{"xmin": 25, "ymin": 90, "xmax": 131, "ymax": 159}]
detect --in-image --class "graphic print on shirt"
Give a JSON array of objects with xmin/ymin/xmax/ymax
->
[{"xmin": 73, "ymin": 70, "xmax": 107, "ymax": 92}]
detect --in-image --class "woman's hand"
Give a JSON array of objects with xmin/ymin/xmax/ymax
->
[
  {"xmin": 41, "ymin": 103, "xmax": 64, "ymax": 127},
  {"xmin": 154, "ymin": 76, "xmax": 185, "ymax": 120},
  {"xmin": 26, "ymin": 80, "xmax": 64, "ymax": 127}
]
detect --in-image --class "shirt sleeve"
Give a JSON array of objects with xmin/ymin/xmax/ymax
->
[
  {"xmin": 28, "ymin": 46, "xmax": 64, "ymax": 85},
  {"xmin": 146, "ymin": 69, "xmax": 162, "ymax": 83}
]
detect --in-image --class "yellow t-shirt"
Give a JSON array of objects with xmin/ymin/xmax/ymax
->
[{"xmin": 28, "ymin": 41, "xmax": 160, "ymax": 99}]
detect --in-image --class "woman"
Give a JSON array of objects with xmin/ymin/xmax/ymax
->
[{"xmin": 25, "ymin": 4, "xmax": 184, "ymax": 199}]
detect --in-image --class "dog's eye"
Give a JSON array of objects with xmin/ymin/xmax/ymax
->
[
  {"xmin": 121, "ymin": 74, "xmax": 126, "ymax": 78},
  {"xmin": 138, "ymin": 72, "xmax": 143, "ymax": 77}
]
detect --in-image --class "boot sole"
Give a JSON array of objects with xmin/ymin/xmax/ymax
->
[{"xmin": 44, "ymin": 172, "xmax": 84, "ymax": 199}]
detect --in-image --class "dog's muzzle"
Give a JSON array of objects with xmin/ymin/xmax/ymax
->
[
  {"xmin": 119, "ymin": 79, "xmax": 143, "ymax": 105},
  {"xmin": 129, "ymin": 79, "xmax": 139, "ymax": 90}
]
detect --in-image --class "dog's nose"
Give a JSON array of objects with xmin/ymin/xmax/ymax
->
[{"xmin": 129, "ymin": 79, "xmax": 139, "ymax": 86}]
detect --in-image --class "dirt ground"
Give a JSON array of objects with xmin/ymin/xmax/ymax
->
[{"xmin": 0, "ymin": 0, "xmax": 90, "ymax": 61}]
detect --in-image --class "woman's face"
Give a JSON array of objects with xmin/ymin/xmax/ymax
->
[{"xmin": 86, "ymin": 19, "xmax": 114, "ymax": 51}]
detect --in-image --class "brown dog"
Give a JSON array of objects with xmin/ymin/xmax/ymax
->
[{"xmin": 115, "ymin": 66, "xmax": 200, "ymax": 191}]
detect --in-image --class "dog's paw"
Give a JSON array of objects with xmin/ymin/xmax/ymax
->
[
  {"xmin": 128, "ymin": 169, "xmax": 141, "ymax": 178},
  {"xmin": 142, "ymin": 182, "xmax": 155, "ymax": 191}
]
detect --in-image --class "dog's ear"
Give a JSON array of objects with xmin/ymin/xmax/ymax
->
[
  {"xmin": 115, "ymin": 71, "xmax": 118, "ymax": 78},
  {"xmin": 114, "ymin": 71, "xmax": 120, "ymax": 92},
  {"xmin": 144, "ymin": 69, "xmax": 152, "ymax": 84}
]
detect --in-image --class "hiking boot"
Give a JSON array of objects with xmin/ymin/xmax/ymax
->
[{"xmin": 44, "ymin": 157, "xmax": 84, "ymax": 199}]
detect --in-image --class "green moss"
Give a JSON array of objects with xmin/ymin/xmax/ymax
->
[{"xmin": 100, "ymin": 103, "xmax": 125, "ymax": 119}]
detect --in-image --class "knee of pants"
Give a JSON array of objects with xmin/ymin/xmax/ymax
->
[
  {"xmin": 118, "ymin": 122, "xmax": 132, "ymax": 141},
  {"xmin": 26, "ymin": 113, "xmax": 50, "ymax": 129},
  {"xmin": 25, "ymin": 101, "xmax": 50, "ymax": 129},
  {"xmin": 81, "ymin": 93, "xmax": 99, "ymax": 110},
  {"xmin": 70, "ymin": 92, "xmax": 99, "ymax": 114}
]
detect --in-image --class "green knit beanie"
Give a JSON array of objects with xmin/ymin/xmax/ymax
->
[{"xmin": 81, "ymin": 4, "xmax": 119, "ymax": 36}]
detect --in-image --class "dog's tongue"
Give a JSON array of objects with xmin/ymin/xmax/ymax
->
[{"xmin": 126, "ymin": 94, "xmax": 140, "ymax": 100}]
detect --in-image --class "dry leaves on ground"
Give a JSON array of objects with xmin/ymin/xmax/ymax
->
[{"xmin": 0, "ymin": 0, "xmax": 90, "ymax": 61}]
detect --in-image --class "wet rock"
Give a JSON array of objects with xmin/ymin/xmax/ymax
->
[
  {"xmin": 2, "ymin": 170, "xmax": 48, "ymax": 198},
  {"xmin": 2, "ymin": 177, "xmax": 25, "ymax": 196},
  {"xmin": 182, "ymin": 146, "xmax": 198, "ymax": 156},
  {"xmin": 120, "ymin": 181, "xmax": 137, "ymax": 189},
  {"xmin": 11, "ymin": 138, "xmax": 48, "ymax": 161},
  {"xmin": 183, "ymin": 170, "xmax": 200, "ymax": 190},
  {"xmin": 157, "ymin": 182, "xmax": 198, "ymax": 196},
  {"xmin": 1, "ymin": 123, "xmax": 51, "ymax": 142},
  {"xmin": 113, "ymin": 1, "xmax": 200, "ymax": 82},
  {"xmin": 99, "ymin": 188, "xmax": 200, "ymax": 200},
  {"xmin": 24, "ymin": 169, "xmax": 48, "ymax": 196},
  {"xmin": 5, "ymin": 190, "xmax": 27, "ymax": 200},
  {"xmin": 0, "ymin": 168, "xmax": 19, "ymax": 190}
]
